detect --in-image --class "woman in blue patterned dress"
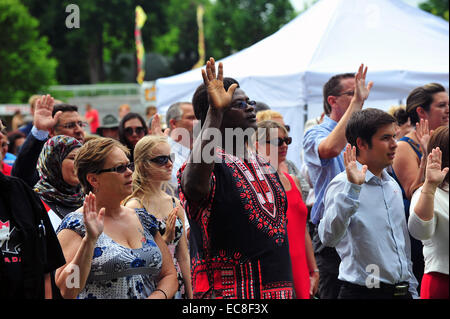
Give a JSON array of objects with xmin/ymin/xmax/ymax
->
[
  {"xmin": 54, "ymin": 137, "xmax": 178, "ymax": 299},
  {"xmin": 124, "ymin": 135, "xmax": 193, "ymax": 299}
]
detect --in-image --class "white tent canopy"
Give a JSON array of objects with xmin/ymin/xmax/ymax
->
[{"xmin": 155, "ymin": 0, "xmax": 449, "ymax": 168}]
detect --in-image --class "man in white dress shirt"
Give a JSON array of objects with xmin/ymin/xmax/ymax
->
[
  {"xmin": 165, "ymin": 102, "xmax": 197, "ymax": 191},
  {"xmin": 319, "ymin": 108, "xmax": 418, "ymax": 299}
]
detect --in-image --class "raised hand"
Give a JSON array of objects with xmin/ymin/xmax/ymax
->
[
  {"xmin": 162, "ymin": 207, "xmax": 179, "ymax": 244},
  {"xmin": 353, "ymin": 64, "xmax": 373, "ymax": 106},
  {"xmin": 150, "ymin": 113, "xmax": 164, "ymax": 136},
  {"xmin": 425, "ymin": 147, "xmax": 449, "ymax": 188},
  {"xmin": 82, "ymin": 192, "xmax": 105, "ymax": 241},
  {"xmin": 33, "ymin": 94, "xmax": 62, "ymax": 131},
  {"xmin": 201, "ymin": 57, "xmax": 238, "ymax": 110},
  {"xmin": 416, "ymin": 119, "xmax": 433, "ymax": 154},
  {"xmin": 344, "ymin": 144, "xmax": 368, "ymax": 185}
]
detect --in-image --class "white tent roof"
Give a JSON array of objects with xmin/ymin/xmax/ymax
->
[{"xmin": 155, "ymin": 0, "xmax": 449, "ymax": 168}]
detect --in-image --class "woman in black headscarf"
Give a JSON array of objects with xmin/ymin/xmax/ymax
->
[{"xmin": 34, "ymin": 135, "xmax": 84, "ymax": 230}]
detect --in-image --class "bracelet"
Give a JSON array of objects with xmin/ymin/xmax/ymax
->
[
  {"xmin": 310, "ymin": 269, "xmax": 319, "ymax": 274},
  {"xmin": 421, "ymin": 190, "xmax": 435, "ymax": 196},
  {"xmin": 154, "ymin": 288, "xmax": 168, "ymax": 299}
]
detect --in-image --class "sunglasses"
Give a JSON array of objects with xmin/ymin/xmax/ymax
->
[
  {"xmin": 97, "ymin": 162, "xmax": 134, "ymax": 174},
  {"xmin": 124, "ymin": 127, "xmax": 146, "ymax": 136},
  {"xmin": 231, "ymin": 100, "xmax": 256, "ymax": 109},
  {"xmin": 149, "ymin": 153, "xmax": 175, "ymax": 165},
  {"xmin": 266, "ymin": 137, "xmax": 292, "ymax": 146}
]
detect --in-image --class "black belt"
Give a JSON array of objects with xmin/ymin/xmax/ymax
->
[
  {"xmin": 343, "ymin": 281, "xmax": 409, "ymax": 297},
  {"xmin": 378, "ymin": 281, "xmax": 410, "ymax": 297}
]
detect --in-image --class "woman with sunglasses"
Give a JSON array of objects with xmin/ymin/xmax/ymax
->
[
  {"xmin": 255, "ymin": 120, "xmax": 319, "ymax": 299},
  {"xmin": 119, "ymin": 112, "xmax": 148, "ymax": 161},
  {"xmin": 124, "ymin": 135, "xmax": 193, "ymax": 299},
  {"xmin": 54, "ymin": 137, "xmax": 178, "ymax": 299}
]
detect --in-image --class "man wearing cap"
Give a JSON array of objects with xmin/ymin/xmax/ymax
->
[{"xmin": 96, "ymin": 114, "xmax": 120, "ymax": 140}]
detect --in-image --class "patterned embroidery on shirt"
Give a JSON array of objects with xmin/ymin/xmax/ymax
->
[{"xmin": 218, "ymin": 148, "xmax": 287, "ymax": 244}]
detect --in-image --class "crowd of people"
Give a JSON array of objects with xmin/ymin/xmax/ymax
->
[{"xmin": 0, "ymin": 57, "xmax": 448, "ymax": 300}]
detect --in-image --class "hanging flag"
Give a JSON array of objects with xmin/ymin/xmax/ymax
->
[
  {"xmin": 135, "ymin": 6, "xmax": 147, "ymax": 84},
  {"xmin": 192, "ymin": 5, "xmax": 205, "ymax": 69}
]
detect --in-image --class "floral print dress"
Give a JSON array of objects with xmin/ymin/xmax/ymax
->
[{"xmin": 56, "ymin": 208, "xmax": 162, "ymax": 299}]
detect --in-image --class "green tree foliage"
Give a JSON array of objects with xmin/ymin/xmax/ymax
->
[
  {"xmin": 0, "ymin": 0, "xmax": 57, "ymax": 103},
  {"xmin": 419, "ymin": 0, "xmax": 449, "ymax": 20},
  {"xmin": 19, "ymin": 0, "xmax": 296, "ymax": 85},
  {"xmin": 22, "ymin": 0, "xmax": 170, "ymax": 84},
  {"xmin": 204, "ymin": 0, "xmax": 296, "ymax": 59}
]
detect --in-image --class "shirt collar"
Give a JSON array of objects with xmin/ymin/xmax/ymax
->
[
  {"xmin": 356, "ymin": 161, "xmax": 390, "ymax": 184},
  {"xmin": 323, "ymin": 115, "xmax": 338, "ymax": 129}
]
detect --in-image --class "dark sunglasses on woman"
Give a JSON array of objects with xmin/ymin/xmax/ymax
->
[
  {"xmin": 149, "ymin": 153, "xmax": 175, "ymax": 165},
  {"xmin": 266, "ymin": 137, "xmax": 292, "ymax": 146},
  {"xmin": 97, "ymin": 162, "xmax": 134, "ymax": 174},
  {"xmin": 124, "ymin": 126, "xmax": 146, "ymax": 136}
]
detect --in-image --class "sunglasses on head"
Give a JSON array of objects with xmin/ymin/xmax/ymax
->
[
  {"xmin": 149, "ymin": 153, "xmax": 175, "ymax": 165},
  {"xmin": 124, "ymin": 126, "xmax": 146, "ymax": 136},
  {"xmin": 266, "ymin": 137, "xmax": 292, "ymax": 146},
  {"xmin": 97, "ymin": 162, "xmax": 134, "ymax": 174}
]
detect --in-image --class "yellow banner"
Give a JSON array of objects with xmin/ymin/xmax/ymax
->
[
  {"xmin": 192, "ymin": 5, "xmax": 205, "ymax": 69},
  {"xmin": 135, "ymin": 6, "xmax": 147, "ymax": 84}
]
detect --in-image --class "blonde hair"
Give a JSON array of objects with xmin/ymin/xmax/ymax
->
[
  {"xmin": 256, "ymin": 110, "xmax": 283, "ymax": 122},
  {"xmin": 75, "ymin": 137, "xmax": 130, "ymax": 194},
  {"xmin": 119, "ymin": 104, "xmax": 131, "ymax": 112},
  {"xmin": 28, "ymin": 95, "xmax": 41, "ymax": 109},
  {"xmin": 387, "ymin": 105, "xmax": 406, "ymax": 117},
  {"xmin": 124, "ymin": 135, "xmax": 174, "ymax": 205}
]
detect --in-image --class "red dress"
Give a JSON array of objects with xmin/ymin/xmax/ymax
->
[{"xmin": 283, "ymin": 172, "xmax": 310, "ymax": 299}]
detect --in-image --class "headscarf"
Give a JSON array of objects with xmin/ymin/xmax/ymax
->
[{"xmin": 34, "ymin": 135, "xmax": 84, "ymax": 208}]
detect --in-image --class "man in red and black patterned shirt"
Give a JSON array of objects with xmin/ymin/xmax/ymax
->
[{"xmin": 178, "ymin": 58, "xmax": 293, "ymax": 299}]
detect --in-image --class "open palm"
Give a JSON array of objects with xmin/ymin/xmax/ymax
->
[
  {"xmin": 353, "ymin": 64, "xmax": 373, "ymax": 104},
  {"xmin": 201, "ymin": 57, "xmax": 237, "ymax": 110},
  {"xmin": 344, "ymin": 144, "xmax": 368, "ymax": 185},
  {"xmin": 34, "ymin": 94, "xmax": 62, "ymax": 131},
  {"xmin": 425, "ymin": 147, "xmax": 449, "ymax": 187},
  {"xmin": 83, "ymin": 192, "xmax": 105, "ymax": 241}
]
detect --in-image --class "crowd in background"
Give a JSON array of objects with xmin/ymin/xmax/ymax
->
[{"xmin": 0, "ymin": 58, "xmax": 448, "ymax": 300}]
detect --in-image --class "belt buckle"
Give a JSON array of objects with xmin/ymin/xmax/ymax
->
[{"xmin": 393, "ymin": 284, "xmax": 408, "ymax": 296}]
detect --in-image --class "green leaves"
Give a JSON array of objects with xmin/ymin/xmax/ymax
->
[{"xmin": 0, "ymin": 0, "xmax": 57, "ymax": 103}]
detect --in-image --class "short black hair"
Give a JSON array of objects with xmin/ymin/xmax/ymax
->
[
  {"xmin": 254, "ymin": 101, "xmax": 270, "ymax": 113},
  {"xmin": 346, "ymin": 108, "xmax": 396, "ymax": 155},
  {"xmin": 323, "ymin": 73, "xmax": 355, "ymax": 115},
  {"xmin": 192, "ymin": 77, "xmax": 240, "ymax": 127},
  {"xmin": 52, "ymin": 104, "xmax": 79, "ymax": 117}
]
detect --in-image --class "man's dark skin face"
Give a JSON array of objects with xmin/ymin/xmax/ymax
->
[{"xmin": 220, "ymin": 88, "xmax": 257, "ymax": 131}]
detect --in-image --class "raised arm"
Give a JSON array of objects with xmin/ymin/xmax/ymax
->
[
  {"xmin": 11, "ymin": 94, "xmax": 62, "ymax": 187},
  {"xmin": 411, "ymin": 147, "xmax": 448, "ymax": 222},
  {"xmin": 55, "ymin": 193, "xmax": 105, "ymax": 299},
  {"xmin": 318, "ymin": 64, "xmax": 373, "ymax": 159},
  {"xmin": 318, "ymin": 145, "xmax": 367, "ymax": 247},
  {"xmin": 181, "ymin": 58, "xmax": 237, "ymax": 202}
]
